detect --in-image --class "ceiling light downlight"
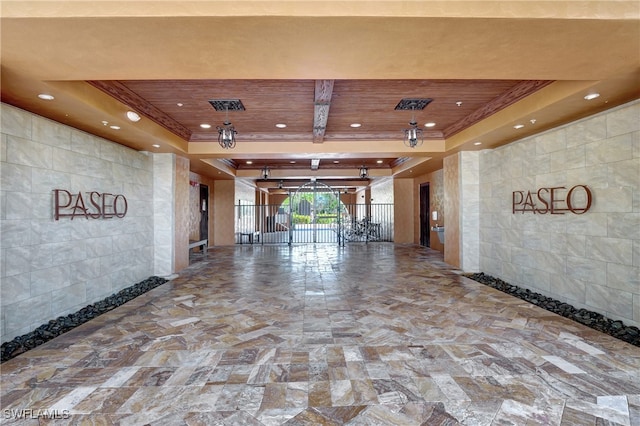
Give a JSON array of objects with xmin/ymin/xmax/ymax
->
[
  {"xmin": 38, "ymin": 93, "xmax": 55, "ymax": 100},
  {"xmin": 584, "ymin": 93, "xmax": 600, "ymax": 100},
  {"xmin": 275, "ymin": 123, "xmax": 287, "ymax": 128},
  {"xmin": 126, "ymin": 111, "xmax": 141, "ymax": 122}
]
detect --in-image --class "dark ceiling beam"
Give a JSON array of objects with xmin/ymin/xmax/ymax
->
[
  {"xmin": 443, "ymin": 80, "xmax": 553, "ymax": 138},
  {"xmin": 312, "ymin": 80, "xmax": 334, "ymax": 143},
  {"xmin": 88, "ymin": 80, "xmax": 192, "ymax": 140}
]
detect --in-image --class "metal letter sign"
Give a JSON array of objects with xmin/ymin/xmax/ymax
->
[
  {"xmin": 53, "ymin": 189, "xmax": 128, "ymax": 220},
  {"xmin": 512, "ymin": 185, "xmax": 592, "ymax": 214}
]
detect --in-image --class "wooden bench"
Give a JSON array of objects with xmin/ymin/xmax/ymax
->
[{"xmin": 189, "ymin": 239, "xmax": 208, "ymax": 253}]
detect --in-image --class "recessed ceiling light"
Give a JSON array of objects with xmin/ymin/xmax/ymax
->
[
  {"xmin": 110, "ymin": 125, "xmax": 120, "ymax": 130},
  {"xmin": 38, "ymin": 93, "xmax": 55, "ymax": 100},
  {"xmin": 530, "ymin": 119, "xmax": 537, "ymax": 124},
  {"xmin": 246, "ymin": 161, "xmax": 253, "ymax": 164},
  {"xmin": 333, "ymin": 160, "xmax": 340, "ymax": 164},
  {"xmin": 474, "ymin": 141, "xmax": 482, "ymax": 146},
  {"xmin": 290, "ymin": 161, "xmax": 296, "ymax": 164},
  {"xmin": 584, "ymin": 93, "xmax": 600, "ymax": 100},
  {"xmin": 200, "ymin": 124, "xmax": 211, "ymax": 129},
  {"xmin": 456, "ymin": 101, "xmax": 462, "ymax": 107},
  {"xmin": 350, "ymin": 123, "xmax": 361, "ymax": 128},
  {"xmin": 152, "ymin": 144, "xmax": 160, "ymax": 148},
  {"xmin": 176, "ymin": 103, "xmax": 184, "ymax": 107},
  {"xmin": 126, "ymin": 111, "xmax": 141, "ymax": 122},
  {"xmin": 275, "ymin": 123, "xmax": 287, "ymax": 128},
  {"xmin": 514, "ymin": 124, "xmax": 525, "ymax": 129},
  {"xmin": 424, "ymin": 122, "xmax": 436, "ymax": 128},
  {"xmin": 101, "ymin": 120, "xmax": 109, "ymax": 126},
  {"xmin": 376, "ymin": 160, "xmax": 383, "ymax": 164}
]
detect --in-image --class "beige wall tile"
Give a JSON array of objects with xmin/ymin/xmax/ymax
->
[
  {"xmin": 585, "ymin": 236, "xmax": 633, "ymax": 265},
  {"xmin": 6, "ymin": 135, "xmax": 53, "ymax": 169},
  {"xmin": 606, "ymin": 103, "xmax": 640, "ymax": 138},
  {"xmin": 586, "ymin": 133, "xmax": 634, "ymax": 166},
  {"xmin": 549, "ymin": 275, "xmax": 586, "ymax": 304},
  {"xmin": 586, "ymin": 284, "xmax": 633, "ymax": 319},
  {"xmin": 32, "ymin": 115, "xmax": 71, "ymax": 149},
  {"xmin": 443, "ymin": 153, "xmax": 460, "ymax": 267},
  {"xmin": 535, "ymin": 128, "xmax": 566, "ymax": 155},
  {"xmin": 474, "ymin": 102, "xmax": 640, "ymax": 327},
  {"xmin": 566, "ymin": 114, "xmax": 606, "ymax": 147},
  {"xmin": 1, "ymin": 104, "xmax": 32, "ymax": 139},
  {"xmin": 606, "ymin": 263, "xmax": 640, "ymax": 294},
  {"xmin": 1, "ymin": 103, "xmax": 155, "ymax": 343}
]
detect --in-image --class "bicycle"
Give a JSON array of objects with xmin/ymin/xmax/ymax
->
[{"xmin": 343, "ymin": 217, "xmax": 380, "ymax": 241}]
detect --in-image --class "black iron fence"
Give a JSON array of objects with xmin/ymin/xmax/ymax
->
[{"xmin": 234, "ymin": 203, "xmax": 394, "ymax": 245}]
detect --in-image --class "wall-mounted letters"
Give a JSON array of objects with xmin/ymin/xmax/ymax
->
[
  {"xmin": 54, "ymin": 189, "xmax": 128, "ymax": 220},
  {"xmin": 512, "ymin": 185, "xmax": 592, "ymax": 214}
]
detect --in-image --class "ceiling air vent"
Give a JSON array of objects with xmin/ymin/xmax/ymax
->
[
  {"xmin": 394, "ymin": 98, "xmax": 433, "ymax": 110},
  {"xmin": 208, "ymin": 99, "xmax": 246, "ymax": 111}
]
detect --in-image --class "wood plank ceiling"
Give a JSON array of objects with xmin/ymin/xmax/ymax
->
[{"xmin": 88, "ymin": 78, "xmax": 549, "ymax": 171}]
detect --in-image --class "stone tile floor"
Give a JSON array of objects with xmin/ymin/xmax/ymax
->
[{"xmin": 1, "ymin": 244, "xmax": 639, "ymax": 425}]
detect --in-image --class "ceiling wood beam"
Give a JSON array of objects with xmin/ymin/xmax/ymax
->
[
  {"xmin": 313, "ymin": 80, "xmax": 334, "ymax": 143},
  {"xmin": 443, "ymin": 80, "xmax": 553, "ymax": 138},
  {"xmin": 87, "ymin": 80, "xmax": 192, "ymax": 140}
]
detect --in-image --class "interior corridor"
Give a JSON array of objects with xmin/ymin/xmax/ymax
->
[{"xmin": 1, "ymin": 244, "xmax": 638, "ymax": 425}]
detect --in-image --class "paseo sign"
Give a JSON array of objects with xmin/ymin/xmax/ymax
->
[
  {"xmin": 512, "ymin": 185, "xmax": 592, "ymax": 215},
  {"xmin": 54, "ymin": 189, "xmax": 128, "ymax": 220}
]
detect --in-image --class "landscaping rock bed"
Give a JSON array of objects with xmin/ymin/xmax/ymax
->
[
  {"xmin": 465, "ymin": 272, "xmax": 639, "ymax": 347},
  {"xmin": 1, "ymin": 276, "xmax": 168, "ymax": 363}
]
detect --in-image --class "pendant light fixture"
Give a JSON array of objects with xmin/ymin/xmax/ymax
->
[
  {"xmin": 395, "ymin": 98, "xmax": 432, "ymax": 149},
  {"xmin": 208, "ymin": 99, "xmax": 245, "ymax": 149}
]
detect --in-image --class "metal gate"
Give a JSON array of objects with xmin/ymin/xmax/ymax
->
[
  {"xmin": 235, "ymin": 182, "xmax": 394, "ymax": 245},
  {"xmin": 288, "ymin": 181, "xmax": 341, "ymax": 244}
]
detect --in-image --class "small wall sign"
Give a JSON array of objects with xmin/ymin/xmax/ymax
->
[
  {"xmin": 54, "ymin": 189, "xmax": 128, "ymax": 220},
  {"xmin": 512, "ymin": 185, "xmax": 592, "ymax": 214}
]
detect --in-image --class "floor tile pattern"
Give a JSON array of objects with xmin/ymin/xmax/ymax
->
[{"xmin": 1, "ymin": 244, "xmax": 639, "ymax": 425}]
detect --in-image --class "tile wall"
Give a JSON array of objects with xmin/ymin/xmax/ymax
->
[
  {"xmin": 443, "ymin": 154, "xmax": 460, "ymax": 267},
  {"xmin": 460, "ymin": 151, "xmax": 480, "ymax": 272},
  {"xmin": 0, "ymin": 104, "xmax": 155, "ymax": 343},
  {"xmin": 477, "ymin": 100, "xmax": 640, "ymax": 327},
  {"xmin": 153, "ymin": 154, "xmax": 175, "ymax": 277}
]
